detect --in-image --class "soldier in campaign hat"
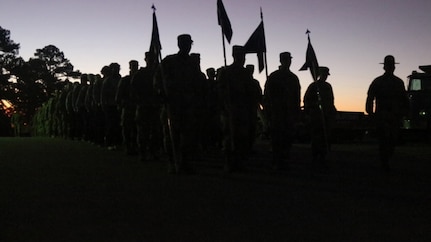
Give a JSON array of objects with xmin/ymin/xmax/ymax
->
[{"xmin": 366, "ymin": 55, "xmax": 409, "ymax": 172}]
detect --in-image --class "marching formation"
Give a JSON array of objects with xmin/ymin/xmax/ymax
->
[
  {"xmin": 30, "ymin": 31, "xmax": 409, "ymax": 174},
  {"xmin": 29, "ymin": 3, "xmax": 409, "ymax": 174}
]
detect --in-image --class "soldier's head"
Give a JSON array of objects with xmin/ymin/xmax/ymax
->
[
  {"xmin": 232, "ymin": 45, "xmax": 246, "ymax": 66},
  {"xmin": 318, "ymin": 66, "xmax": 330, "ymax": 81},
  {"xmin": 88, "ymin": 74, "xmax": 95, "ymax": 84},
  {"xmin": 279, "ymin": 52, "xmax": 292, "ymax": 68},
  {"xmin": 109, "ymin": 63, "xmax": 120, "ymax": 75},
  {"xmin": 80, "ymin": 74, "xmax": 88, "ymax": 85},
  {"xmin": 206, "ymin": 68, "xmax": 216, "ymax": 80},
  {"xmin": 246, "ymin": 64, "xmax": 255, "ymax": 77},
  {"xmin": 129, "ymin": 60, "xmax": 139, "ymax": 74},
  {"xmin": 95, "ymin": 74, "xmax": 102, "ymax": 82},
  {"xmin": 145, "ymin": 52, "xmax": 156, "ymax": 67},
  {"xmin": 177, "ymin": 34, "xmax": 193, "ymax": 55},
  {"xmin": 381, "ymin": 55, "xmax": 398, "ymax": 74},
  {"xmin": 101, "ymin": 65, "xmax": 111, "ymax": 77}
]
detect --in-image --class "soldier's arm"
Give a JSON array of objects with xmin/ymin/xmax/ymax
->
[{"xmin": 365, "ymin": 83, "xmax": 376, "ymax": 115}]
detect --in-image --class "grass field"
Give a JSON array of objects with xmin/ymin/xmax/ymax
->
[{"xmin": 1, "ymin": 137, "xmax": 430, "ymax": 241}]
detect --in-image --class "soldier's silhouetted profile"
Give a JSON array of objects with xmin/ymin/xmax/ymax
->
[
  {"xmin": 101, "ymin": 63, "xmax": 122, "ymax": 150},
  {"xmin": 93, "ymin": 68, "xmax": 109, "ymax": 147},
  {"xmin": 154, "ymin": 34, "xmax": 204, "ymax": 174},
  {"xmin": 304, "ymin": 66, "xmax": 336, "ymax": 168},
  {"xmin": 366, "ymin": 55, "xmax": 409, "ymax": 171},
  {"xmin": 202, "ymin": 67, "xmax": 222, "ymax": 150},
  {"xmin": 264, "ymin": 52, "xmax": 301, "ymax": 170},
  {"xmin": 131, "ymin": 52, "xmax": 162, "ymax": 162},
  {"xmin": 217, "ymin": 45, "xmax": 255, "ymax": 173},
  {"xmin": 245, "ymin": 64, "xmax": 263, "ymax": 154},
  {"xmin": 116, "ymin": 60, "xmax": 139, "ymax": 155}
]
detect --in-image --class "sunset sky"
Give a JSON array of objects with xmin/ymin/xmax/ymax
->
[{"xmin": 1, "ymin": 0, "xmax": 431, "ymax": 112}]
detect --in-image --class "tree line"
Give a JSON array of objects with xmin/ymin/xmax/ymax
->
[{"xmin": 0, "ymin": 26, "xmax": 79, "ymax": 135}]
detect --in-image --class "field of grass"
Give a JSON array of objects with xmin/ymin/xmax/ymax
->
[{"xmin": 1, "ymin": 137, "xmax": 430, "ymax": 241}]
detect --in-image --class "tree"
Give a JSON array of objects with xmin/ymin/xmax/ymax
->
[
  {"xmin": 1, "ymin": 26, "xmax": 78, "ymax": 134},
  {"xmin": 1, "ymin": 26, "xmax": 20, "ymax": 111},
  {"xmin": 0, "ymin": 26, "xmax": 21, "ymax": 135},
  {"xmin": 34, "ymin": 45, "xmax": 73, "ymax": 78},
  {"xmin": 0, "ymin": 26, "xmax": 20, "ymax": 54}
]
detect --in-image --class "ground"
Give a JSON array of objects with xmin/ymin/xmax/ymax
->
[{"xmin": 0, "ymin": 137, "xmax": 430, "ymax": 241}]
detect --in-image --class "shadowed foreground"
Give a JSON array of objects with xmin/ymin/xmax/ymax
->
[{"xmin": 1, "ymin": 137, "xmax": 430, "ymax": 241}]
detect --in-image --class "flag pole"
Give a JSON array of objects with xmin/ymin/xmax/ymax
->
[
  {"xmin": 221, "ymin": 29, "xmax": 227, "ymax": 67},
  {"xmin": 218, "ymin": 0, "xmax": 229, "ymax": 67},
  {"xmin": 261, "ymin": 7, "xmax": 269, "ymax": 80},
  {"xmin": 151, "ymin": 4, "xmax": 181, "ymax": 170},
  {"xmin": 305, "ymin": 29, "xmax": 329, "ymax": 154}
]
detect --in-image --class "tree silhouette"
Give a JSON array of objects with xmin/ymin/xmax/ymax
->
[
  {"xmin": 0, "ymin": 26, "xmax": 20, "ymax": 54},
  {"xmin": 34, "ymin": 45, "xmax": 74, "ymax": 78},
  {"xmin": 0, "ymin": 26, "xmax": 21, "ymax": 135},
  {"xmin": 1, "ymin": 26, "xmax": 78, "ymax": 126},
  {"xmin": 1, "ymin": 26, "xmax": 21, "ymax": 111}
]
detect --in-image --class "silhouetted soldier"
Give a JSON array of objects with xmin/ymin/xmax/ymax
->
[
  {"xmin": 65, "ymin": 82, "xmax": 78, "ymax": 139},
  {"xmin": 154, "ymin": 34, "xmax": 204, "ymax": 174},
  {"xmin": 366, "ymin": 55, "xmax": 409, "ymax": 171},
  {"xmin": 45, "ymin": 92, "xmax": 58, "ymax": 137},
  {"xmin": 101, "ymin": 63, "xmax": 122, "ymax": 150},
  {"xmin": 304, "ymin": 66, "xmax": 336, "ymax": 167},
  {"xmin": 245, "ymin": 64, "xmax": 263, "ymax": 153},
  {"xmin": 205, "ymin": 67, "xmax": 222, "ymax": 149},
  {"xmin": 76, "ymin": 74, "xmax": 89, "ymax": 140},
  {"xmin": 116, "ymin": 60, "xmax": 139, "ymax": 155},
  {"xmin": 190, "ymin": 53, "xmax": 208, "ymax": 151},
  {"xmin": 264, "ymin": 52, "xmax": 301, "ymax": 170},
  {"xmin": 93, "ymin": 67, "xmax": 109, "ymax": 146},
  {"xmin": 131, "ymin": 52, "xmax": 162, "ymax": 162},
  {"xmin": 84, "ymin": 74, "xmax": 96, "ymax": 143},
  {"xmin": 217, "ymin": 45, "xmax": 255, "ymax": 173},
  {"xmin": 55, "ymin": 80, "xmax": 70, "ymax": 138}
]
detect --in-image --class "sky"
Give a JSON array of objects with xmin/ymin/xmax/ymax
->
[{"xmin": 1, "ymin": 0, "xmax": 431, "ymax": 112}]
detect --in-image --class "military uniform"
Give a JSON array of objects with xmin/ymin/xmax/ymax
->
[
  {"xmin": 65, "ymin": 82, "xmax": 78, "ymax": 139},
  {"xmin": 204, "ymin": 67, "xmax": 222, "ymax": 149},
  {"xmin": 56, "ymin": 82, "xmax": 70, "ymax": 138},
  {"xmin": 217, "ymin": 45, "xmax": 255, "ymax": 172},
  {"xmin": 264, "ymin": 52, "xmax": 301, "ymax": 169},
  {"xmin": 366, "ymin": 55, "xmax": 409, "ymax": 170},
  {"xmin": 304, "ymin": 67, "xmax": 336, "ymax": 166},
  {"xmin": 101, "ymin": 63, "xmax": 122, "ymax": 149},
  {"xmin": 154, "ymin": 34, "xmax": 204, "ymax": 173},
  {"xmin": 116, "ymin": 60, "xmax": 139, "ymax": 155},
  {"xmin": 84, "ymin": 74, "xmax": 96, "ymax": 142},
  {"xmin": 245, "ymin": 65, "xmax": 263, "ymax": 153},
  {"xmin": 76, "ymin": 74, "xmax": 89, "ymax": 140},
  {"xmin": 93, "ymin": 71, "xmax": 107, "ymax": 146},
  {"xmin": 131, "ymin": 55, "xmax": 162, "ymax": 162}
]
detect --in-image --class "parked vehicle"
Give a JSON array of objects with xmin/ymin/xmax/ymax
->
[{"xmin": 402, "ymin": 65, "xmax": 431, "ymax": 141}]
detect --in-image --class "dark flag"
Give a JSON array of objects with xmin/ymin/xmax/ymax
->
[
  {"xmin": 150, "ymin": 5, "xmax": 162, "ymax": 62},
  {"xmin": 299, "ymin": 29, "xmax": 319, "ymax": 81},
  {"xmin": 217, "ymin": 0, "xmax": 232, "ymax": 43},
  {"xmin": 244, "ymin": 21, "xmax": 266, "ymax": 73}
]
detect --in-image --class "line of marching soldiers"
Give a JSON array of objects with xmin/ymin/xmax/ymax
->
[{"xmin": 32, "ymin": 34, "xmax": 339, "ymax": 174}]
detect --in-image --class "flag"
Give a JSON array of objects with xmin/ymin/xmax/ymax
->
[
  {"xmin": 244, "ymin": 21, "xmax": 266, "ymax": 73},
  {"xmin": 217, "ymin": 0, "xmax": 232, "ymax": 43},
  {"xmin": 299, "ymin": 30, "xmax": 319, "ymax": 81},
  {"xmin": 149, "ymin": 5, "xmax": 162, "ymax": 62}
]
